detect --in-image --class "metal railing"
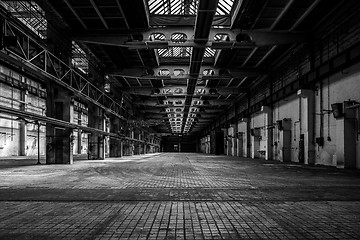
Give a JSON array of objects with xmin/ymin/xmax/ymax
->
[{"xmin": 3, "ymin": 17, "xmax": 126, "ymax": 121}]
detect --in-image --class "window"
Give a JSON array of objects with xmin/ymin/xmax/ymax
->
[
  {"xmin": 72, "ymin": 42, "xmax": 89, "ymax": 74},
  {"xmin": 148, "ymin": 0, "xmax": 198, "ymax": 15},
  {"xmin": 147, "ymin": 0, "xmax": 234, "ymax": 15},
  {"xmin": 0, "ymin": 1, "xmax": 47, "ymax": 39},
  {"xmin": 158, "ymin": 47, "xmax": 192, "ymax": 58}
]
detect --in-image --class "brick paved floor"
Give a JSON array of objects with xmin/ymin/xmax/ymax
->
[{"xmin": 0, "ymin": 153, "xmax": 360, "ymax": 239}]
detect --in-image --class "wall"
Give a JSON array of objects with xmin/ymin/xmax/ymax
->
[
  {"xmin": 200, "ymin": 3, "xmax": 360, "ymax": 169},
  {"xmin": 162, "ymin": 135, "xmax": 197, "ymax": 152},
  {"xmin": 314, "ymin": 62, "xmax": 360, "ymax": 167},
  {"xmin": 205, "ymin": 65, "xmax": 360, "ymax": 168},
  {"xmin": 0, "ymin": 65, "xmax": 46, "ymax": 157},
  {"xmin": 272, "ymin": 94, "xmax": 300, "ymax": 162}
]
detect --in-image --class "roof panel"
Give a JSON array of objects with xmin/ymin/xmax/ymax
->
[{"xmin": 147, "ymin": 0, "xmax": 234, "ymax": 16}]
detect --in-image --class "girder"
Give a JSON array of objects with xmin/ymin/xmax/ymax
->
[
  {"xmin": 134, "ymin": 99, "xmax": 231, "ymax": 107},
  {"xmin": 109, "ymin": 66, "xmax": 266, "ymax": 78},
  {"xmin": 123, "ymin": 86, "xmax": 243, "ymax": 97},
  {"xmin": 73, "ymin": 28, "xmax": 307, "ymax": 49}
]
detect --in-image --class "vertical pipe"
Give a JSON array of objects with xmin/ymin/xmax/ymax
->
[
  {"xmin": 299, "ymin": 96, "xmax": 302, "ymax": 133},
  {"xmin": 319, "ymin": 79, "xmax": 324, "ymax": 139},
  {"xmin": 37, "ymin": 122, "xmax": 41, "ymax": 164}
]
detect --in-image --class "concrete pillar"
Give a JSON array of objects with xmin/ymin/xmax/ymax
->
[
  {"xmin": 335, "ymin": 101, "xmax": 357, "ymax": 169},
  {"xmin": 278, "ymin": 118, "xmax": 292, "ymax": 162},
  {"xmin": 251, "ymin": 128, "xmax": 260, "ymax": 159},
  {"xmin": 246, "ymin": 118, "xmax": 251, "ymax": 158},
  {"xmin": 222, "ymin": 128, "xmax": 229, "ymax": 155},
  {"xmin": 229, "ymin": 124, "xmax": 237, "ymax": 156},
  {"xmin": 77, "ymin": 111, "xmax": 82, "ymax": 154},
  {"xmin": 132, "ymin": 129, "xmax": 138, "ymax": 155},
  {"xmin": 120, "ymin": 140, "xmax": 124, "ymax": 156},
  {"xmin": 195, "ymin": 136, "xmax": 200, "ymax": 153},
  {"xmin": 46, "ymin": 84, "xmax": 74, "ymax": 164},
  {"xmin": 297, "ymin": 89, "xmax": 315, "ymax": 164},
  {"xmin": 140, "ymin": 131, "xmax": 146, "ymax": 154},
  {"xmin": 236, "ymin": 132, "xmax": 244, "ymax": 157},
  {"xmin": 231, "ymin": 124, "xmax": 238, "ymax": 156},
  {"xmin": 19, "ymin": 88, "xmax": 27, "ymax": 156},
  {"xmin": 109, "ymin": 137, "xmax": 122, "ymax": 157},
  {"xmin": 261, "ymin": 106, "xmax": 273, "ymax": 160},
  {"xmin": 88, "ymin": 104, "xmax": 105, "ymax": 160},
  {"xmin": 210, "ymin": 131, "xmax": 216, "ymax": 154},
  {"xmin": 109, "ymin": 116, "xmax": 122, "ymax": 157},
  {"xmin": 122, "ymin": 140, "xmax": 128, "ymax": 156}
]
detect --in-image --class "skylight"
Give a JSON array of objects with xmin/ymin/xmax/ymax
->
[
  {"xmin": 148, "ymin": 0, "xmax": 198, "ymax": 15},
  {"xmin": 204, "ymin": 47, "xmax": 216, "ymax": 58},
  {"xmin": 147, "ymin": 0, "xmax": 234, "ymax": 15},
  {"xmin": 158, "ymin": 47, "xmax": 192, "ymax": 58},
  {"xmin": 216, "ymin": 0, "xmax": 234, "ymax": 15}
]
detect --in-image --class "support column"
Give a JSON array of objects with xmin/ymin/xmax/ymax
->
[
  {"xmin": 261, "ymin": 106, "xmax": 273, "ymax": 160},
  {"xmin": 120, "ymin": 140, "xmax": 123, "ymax": 156},
  {"xmin": 335, "ymin": 101, "xmax": 357, "ymax": 169},
  {"xmin": 195, "ymin": 136, "xmax": 200, "ymax": 153},
  {"xmin": 297, "ymin": 89, "xmax": 315, "ymax": 164},
  {"xmin": 130, "ymin": 129, "xmax": 135, "ymax": 156},
  {"xmin": 236, "ymin": 132, "xmax": 244, "ymax": 157},
  {"xmin": 88, "ymin": 104, "xmax": 105, "ymax": 160},
  {"xmin": 122, "ymin": 140, "xmax": 128, "ymax": 156},
  {"xmin": 210, "ymin": 130, "xmax": 216, "ymax": 154},
  {"xmin": 223, "ymin": 128, "xmax": 230, "ymax": 155},
  {"xmin": 109, "ymin": 116, "xmax": 122, "ymax": 157},
  {"xmin": 140, "ymin": 131, "xmax": 145, "ymax": 154},
  {"xmin": 278, "ymin": 118, "xmax": 292, "ymax": 162},
  {"xmin": 251, "ymin": 128, "xmax": 260, "ymax": 159},
  {"xmin": 109, "ymin": 136, "xmax": 122, "ymax": 157},
  {"xmin": 246, "ymin": 118, "xmax": 251, "ymax": 158},
  {"xmin": 77, "ymin": 111, "xmax": 82, "ymax": 154},
  {"xmin": 234, "ymin": 124, "xmax": 238, "ymax": 156},
  {"xmin": 46, "ymin": 84, "xmax": 74, "ymax": 164},
  {"xmin": 230, "ymin": 124, "xmax": 237, "ymax": 156},
  {"xmin": 19, "ymin": 88, "xmax": 27, "ymax": 156}
]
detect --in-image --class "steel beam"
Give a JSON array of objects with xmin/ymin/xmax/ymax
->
[
  {"xmin": 109, "ymin": 66, "xmax": 266, "ymax": 78},
  {"xmin": 0, "ymin": 104, "xmax": 160, "ymax": 146},
  {"xmin": 123, "ymin": 86, "xmax": 244, "ymax": 96},
  {"xmin": 72, "ymin": 29, "xmax": 308, "ymax": 48},
  {"xmin": 135, "ymin": 99, "xmax": 231, "ymax": 107},
  {"xmin": 1, "ymin": 19, "xmax": 126, "ymax": 122},
  {"xmin": 290, "ymin": 0, "xmax": 322, "ymax": 31},
  {"xmin": 62, "ymin": 0, "xmax": 87, "ymax": 29},
  {"xmin": 89, "ymin": 0, "xmax": 109, "ymax": 29},
  {"xmin": 270, "ymin": 0, "xmax": 296, "ymax": 30}
]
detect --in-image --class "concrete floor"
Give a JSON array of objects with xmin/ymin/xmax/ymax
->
[{"xmin": 0, "ymin": 153, "xmax": 360, "ymax": 239}]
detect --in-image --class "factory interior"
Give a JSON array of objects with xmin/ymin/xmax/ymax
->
[{"xmin": 0, "ymin": 0, "xmax": 360, "ymax": 239}]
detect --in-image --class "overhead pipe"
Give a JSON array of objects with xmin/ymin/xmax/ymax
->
[{"xmin": 182, "ymin": 0, "xmax": 219, "ymax": 133}]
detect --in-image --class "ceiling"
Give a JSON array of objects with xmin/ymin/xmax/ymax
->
[{"xmin": 26, "ymin": 0, "xmax": 346, "ymax": 135}]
